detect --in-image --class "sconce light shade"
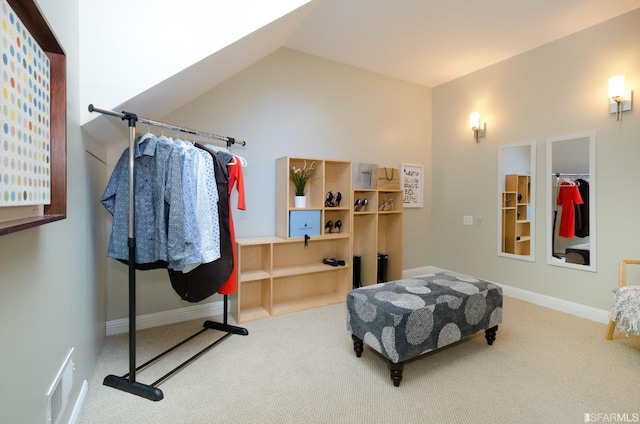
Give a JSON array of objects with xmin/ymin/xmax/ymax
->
[
  {"xmin": 608, "ymin": 75, "xmax": 632, "ymax": 121},
  {"xmin": 608, "ymin": 75, "xmax": 625, "ymax": 99},
  {"xmin": 469, "ymin": 112, "xmax": 484, "ymax": 143},
  {"xmin": 469, "ymin": 112, "xmax": 480, "ymax": 129}
]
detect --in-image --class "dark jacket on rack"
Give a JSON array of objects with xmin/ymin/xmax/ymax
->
[{"xmin": 574, "ymin": 178, "xmax": 589, "ymax": 237}]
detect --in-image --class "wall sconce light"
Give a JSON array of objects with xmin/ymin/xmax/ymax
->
[
  {"xmin": 469, "ymin": 112, "xmax": 485, "ymax": 143},
  {"xmin": 608, "ymin": 75, "xmax": 632, "ymax": 121}
]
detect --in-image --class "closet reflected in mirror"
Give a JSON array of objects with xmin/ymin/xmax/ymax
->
[
  {"xmin": 498, "ymin": 142, "xmax": 535, "ymax": 261},
  {"xmin": 546, "ymin": 132, "xmax": 596, "ymax": 272}
]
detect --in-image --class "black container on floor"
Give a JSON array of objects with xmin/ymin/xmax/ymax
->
[
  {"xmin": 377, "ymin": 253, "xmax": 388, "ymax": 284},
  {"xmin": 353, "ymin": 255, "xmax": 362, "ymax": 289}
]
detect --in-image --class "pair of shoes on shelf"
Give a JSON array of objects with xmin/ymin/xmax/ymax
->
[
  {"xmin": 324, "ymin": 220, "xmax": 342, "ymax": 233},
  {"xmin": 378, "ymin": 198, "xmax": 394, "ymax": 211},
  {"xmin": 323, "ymin": 258, "xmax": 346, "ymax": 267},
  {"xmin": 354, "ymin": 198, "xmax": 368, "ymax": 211},
  {"xmin": 325, "ymin": 191, "xmax": 342, "ymax": 207}
]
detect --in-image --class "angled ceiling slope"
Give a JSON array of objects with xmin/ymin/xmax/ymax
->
[
  {"xmin": 82, "ymin": 2, "xmax": 317, "ymax": 147},
  {"xmin": 83, "ymin": 0, "xmax": 640, "ymax": 148},
  {"xmin": 285, "ymin": 0, "xmax": 640, "ymax": 88}
]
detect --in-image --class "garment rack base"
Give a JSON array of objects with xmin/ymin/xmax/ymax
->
[
  {"xmin": 103, "ymin": 313, "xmax": 248, "ymax": 401},
  {"xmin": 103, "ymin": 375, "xmax": 164, "ymax": 401}
]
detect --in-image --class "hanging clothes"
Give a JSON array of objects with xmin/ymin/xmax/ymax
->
[
  {"xmin": 218, "ymin": 152, "xmax": 246, "ymax": 295},
  {"xmin": 168, "ymin": 138, "xmax": 221, "ymax": 272},
  {"xmin": 574, "ymin": 178, "xmax": 589, "ymax": 237},
  {"xmin": 103, "ymin": 131, "xmax": 244, "ymax": 300},
  {"xmin": 557, "ymin": 180, "xmax": 583, "ymax": 238},
  {"xmin": 101, "ymin": 134, "xmax": 190, "ymax": 269},
  {"xmin": 168, "ymin": 145, "xmax": 234, "ymax": 302},
  {"xmin": 102, "ymin": 134, "xmax": 225, "ymax": 273}
]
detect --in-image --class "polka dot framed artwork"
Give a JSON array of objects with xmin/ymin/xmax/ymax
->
[{"xmin": 0, "ymin": 0, "xmax": 51, "ymax": 206}]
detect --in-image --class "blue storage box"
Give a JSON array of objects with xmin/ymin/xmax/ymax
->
[{"xmin": 289, "ymin": 210, "xmax": 321, "ymax": 237}]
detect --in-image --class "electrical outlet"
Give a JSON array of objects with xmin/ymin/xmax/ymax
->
[{"xmin": 476, "ymin": 216, "xmax": 484, "ymax": 227}]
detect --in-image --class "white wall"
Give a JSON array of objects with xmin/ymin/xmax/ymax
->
[
  {"xmin": 0, "ymin": 0, "xmax": 106, "ymax": 422},
  {"xmin": 431, "ymin": 10, "xmax": 640, "ymax": 311},
  {"xmin": 78, "ymin": 0, "xmax": 313, "ymax": 125},
  {"xmin": 105, "ymin": 47, "xmax": 432, "ymax": 321}
]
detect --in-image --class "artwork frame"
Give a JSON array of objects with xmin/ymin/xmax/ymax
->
[
  {"xmin": 400, "ymin": 163, "xmax": 423, "ymax": 208},
  {"xmin": 0, "ymin": 0, "xmax": 66, "ymax": 235}
]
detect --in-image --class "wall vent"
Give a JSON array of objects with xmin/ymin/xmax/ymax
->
[{"xmin": 46, "ymin": 348, "xmax": 74, "ymax": 424}]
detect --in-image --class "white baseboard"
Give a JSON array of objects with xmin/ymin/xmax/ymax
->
[
  {"xmin": 403, "ymin": 266, "xmax": 609, "ymax": 324},
  {"xmin": 498, "ymin": 284, "xmax": 609, "ymax": 324},
  {"xmin": 403, "ymin": 266, "xmax": 446, "ymax": 278},
  {"xmin": 106, "ymin": 300, "xmax": 226, "ymax": 336},
  {"xmin": 68, "ymin": 380, "xmax": 88, "ymax": 424},
  {"xmin": 106, "ymin": 269, "xmax": 610, "ymax": 335}
]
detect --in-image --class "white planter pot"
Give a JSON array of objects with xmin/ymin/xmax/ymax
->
[{"xmin": 294, "ymin": 195, "xmax": 307, "ymax": 208}]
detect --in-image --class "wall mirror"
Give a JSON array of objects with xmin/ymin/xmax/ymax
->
[
  {"xmin": 546, "ymin": 132, "xmax": 596, "ymax": 272},
  {"xmin": 498, "ymin": 142, "xmax": 535, "ymax": 261}
]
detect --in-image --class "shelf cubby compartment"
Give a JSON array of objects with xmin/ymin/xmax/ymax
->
[
  {"xmin": 323, "ymin": 208, "xmax": 350, "ymax": 236},
  {"xmin": 237, "ymin": 239, "xmax": 272, "ymax": 280},
  {"xmin": 271, "ymin": 268, "xmax": 350, "ymax": 317},
  {"xmin": 236, "ymin": 279, "xmax": 271, "ymax": 322},
  {"xmin": 502, "ymin": 209, "xmax": 517, "ymax": 253},
  {"xmin": 273, "ymin": 237, "xmax": 350, "ymax": 271},
  {"xmin": 324, "ymin": 160, "xmax": 352, "ymax": 201},
  {"xmin": 378, "ymin": 189, "xmax": 403, "ymax": 213},
  {"xmin": 353, "ymin": 213, "xmax": 377, "ymax": 285},
  {"xmin": 516, "ymin": 220, "xmax": 530, "ymax": 236},
  {"xmin": 353, "ymin": 189, "xmax": 377, "ymax": 215},
  {"xmin": 517, "ymin": 204, "xmax": 528, "ymax": 221},
  {"xmin": 517, "ymin": 175, "xmax": 530, "ymax": 204},
  {"xmin": 505, "ymin": 174, "xmax": 518, "ymax": 192},
  {"xmin": 233, "ymin": 238, "xmax": 276, "ymax": 323},
  {"xmin": 503, "ymin": 192, "xmax": 516, "ymax": 208},
  {"xmin": 377, "ymin": 213, "xmax": 403, "ymax": 282},
  {"xmin": 514, "ymin": 238, "xmax": 530, "ymax": 256},
  {"xmin": 290, "ymin": 157, "xmax": 325, "ymax": 209}
]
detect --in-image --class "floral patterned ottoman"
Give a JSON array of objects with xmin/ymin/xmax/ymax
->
[{"xmin": 346, "ymin": 272, "xmax": 503, "ymax": 386}]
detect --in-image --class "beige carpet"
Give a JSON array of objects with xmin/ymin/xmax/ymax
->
[{"xmin": 79, "ymin": 297, "xmax": 640, "ymax": 424}]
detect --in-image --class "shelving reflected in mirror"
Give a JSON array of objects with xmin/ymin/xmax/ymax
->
[
  {"xmin": 498, "ymin": 142, "xmax": 536, "ymax": 261},
  {"xmin": 546, "ymin": 132, "xmax": 596, "ymax": 272}
]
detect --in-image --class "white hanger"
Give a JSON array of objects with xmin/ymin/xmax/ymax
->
[
  {"xmin": 235, "ymin": 154, "xmax": 248, "ymax": 167},
  {"xmin": 137, "ymin": 132, "xmax": 156, "ymax": 145},
  {"xmin": 207, "ymin": 144, "xmax": 248, "ymax": 167}
]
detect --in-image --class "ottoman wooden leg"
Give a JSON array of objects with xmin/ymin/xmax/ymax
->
[
  {"xmin": 388, "ymin": 360, "xmax": 404, "ymax": 387},
  {"xmin": 485, "ymin": 325, "xmax": 498, "ymax": 345},
  {"xmin": 352, "ymin": 334, "xmax": 363, "ymax": 357}
]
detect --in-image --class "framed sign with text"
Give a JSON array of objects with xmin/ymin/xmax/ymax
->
[{"xmin": 400, "ymin": 163, "xmax": 423, "ymax": 208}]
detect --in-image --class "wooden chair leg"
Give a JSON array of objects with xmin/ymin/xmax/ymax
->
[{"xmin": 605, "ymin": 320, "xmax": 616, "ymax": 340}]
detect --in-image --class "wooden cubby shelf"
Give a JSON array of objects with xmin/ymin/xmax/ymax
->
[
  {"xmin": 353, "ymin": 188, "xmax": 403, "ymax": 286},
  {"xmin": 232, "ymin": 235, "xmax": 351, "ymax": 323},
  {"xmin": 501, "ymin": 174, "xmax": 531, "ymax": 256},
  {"xmin": 232, "ymin": 158, "xmax": 405, "ymax": 323}
]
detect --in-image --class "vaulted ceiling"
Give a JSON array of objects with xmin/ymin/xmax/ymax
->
[
  {"xmin": 285, "ymin": 0, "xmax": 640, "ymax": 87},
  {"xmin": 83, "ymin": 0, "xmax": 640, "ymax": 147}
]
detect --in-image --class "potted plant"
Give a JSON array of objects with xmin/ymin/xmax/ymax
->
[{"xmin": 289, "ymin": 161, "xmax": 315, "ymax": 207}]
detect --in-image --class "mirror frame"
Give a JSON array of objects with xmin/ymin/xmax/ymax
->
[
  {"xmin": 497, "ymin": 141, "xmax": 536, "ymax": 262},
  {"xmin": 545, "ymin": 132, "xmax": 596, "ymax": 272}
]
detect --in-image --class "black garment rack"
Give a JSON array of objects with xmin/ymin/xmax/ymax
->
[{"xmin": 88, "ymin": 104, "xmax": 248, "ymax": 401}]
